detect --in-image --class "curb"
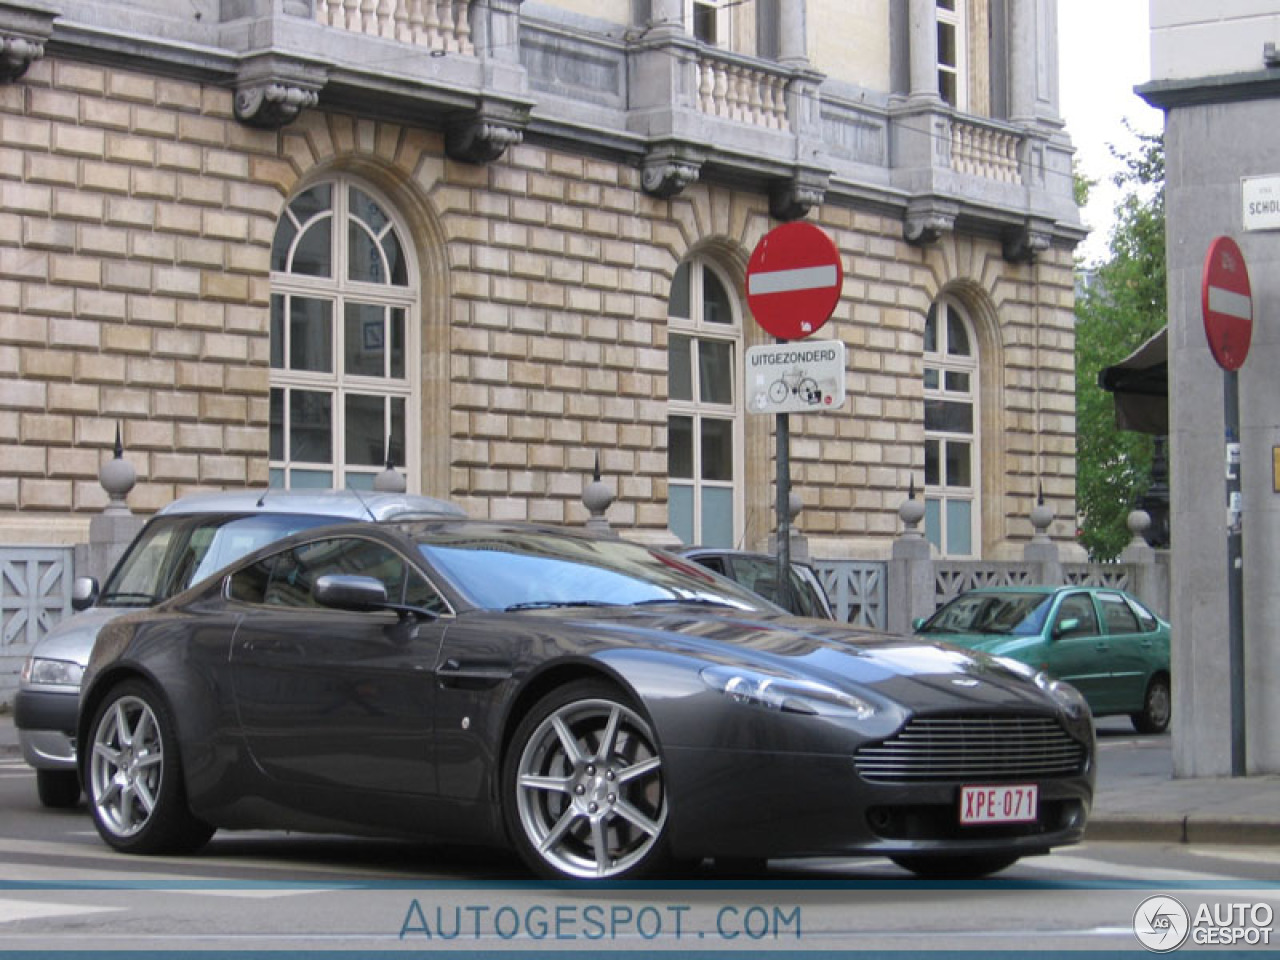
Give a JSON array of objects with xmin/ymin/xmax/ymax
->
[{"xmin": 1088, "ymin": 816, "xmax": 1280, "ymax": 846}]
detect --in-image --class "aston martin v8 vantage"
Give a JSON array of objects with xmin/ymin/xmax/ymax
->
[{"xmin": 79, "ymin": 518, "xmax": 1094, "ymax": 881}]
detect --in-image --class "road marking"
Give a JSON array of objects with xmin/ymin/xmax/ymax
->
[{"xmin": 0, "ymin": 898, "xmax": 121, "ymax": 924}]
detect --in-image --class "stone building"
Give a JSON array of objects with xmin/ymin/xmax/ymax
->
[{"xmin": 0, "ymin": 0, "xmax": 1081, "ymax": 690}]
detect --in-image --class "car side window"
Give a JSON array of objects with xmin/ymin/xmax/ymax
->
[
  {"xmin": 1055, "ymin": 593, "xmax": 1099, "ymax": 637},
  {"xmin": 229, "ymin": 537, "xmax": 447, "ymax": 615},
  {"xmin": 1128, "ymin": 596, "xmax": 1160, "ymax": 633},
  {"xmin": 726, "ymin": 555, "xmax": 784, "ymax": 606},
  {"xmin": 1099, "ymin": 592, "xmax": 1141, "ymax": 634}
]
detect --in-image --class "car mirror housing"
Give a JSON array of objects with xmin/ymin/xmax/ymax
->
[
  {"xmin": 71, "ymin": 576, "xmax": 99, "ymax": 612},
  {"xmin": 314, "ymin": 574, "xmax": 389, "ymax": 611},
  {"xmin": 1052, "ymin": 617, "xmax": 1079, "ymax": 638}
]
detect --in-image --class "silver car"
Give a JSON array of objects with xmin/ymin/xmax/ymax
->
[{"xmin": 14, "ymin": 489, "xmax": 462, "ymax": 807}]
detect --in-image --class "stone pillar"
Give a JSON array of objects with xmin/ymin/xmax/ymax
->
[
  {"xmin": 777, "ymin": 0, "xmax": 808, "ymax": 66},
  {"xmin": 1023, "ymin": 489, "xmax": 1063, "ymax": 584},
  {"xmin": 85, "ymin": 428, "xmax": 144, "ymax": 585},
  {"xmin": 887, "ymin": 487, "xmax": 935, "ymax": 635},
  {"xmin": 908, "ymin": 0, "xmax": 939, "ymax": 103},
  {"xmin": 373, "ymin": 436, "xmax": 408, "ymax": 494},
  {"xmin": 1120, "ymin": 509, "xmax": 1171, "ymax": 620},
  {"xmin": 1007, "ymin": 0, "xmax": 1059, "ymax": 126},
  {"xmin": 650, "ymin": 0, "xmax": 684, "ymax": 33}
]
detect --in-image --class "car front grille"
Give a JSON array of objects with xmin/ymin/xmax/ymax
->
[{"xmin": 854, "ymin": 715, "xmax": 1088, "ymax": 784}]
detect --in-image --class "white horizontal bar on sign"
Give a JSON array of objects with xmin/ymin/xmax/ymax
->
[
  {"xmin": 748, "ymin": 265, "xmax": 839, "ymax": 295},
  {"xmin": 1208, "ymin": 285, "xmax": 1253, "ymax": 321}
]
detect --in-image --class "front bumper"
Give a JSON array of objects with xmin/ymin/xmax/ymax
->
[
  {"xmin": 663, "ymin": 745, "xmax": 1092, "ymax": 861},
  {"xmin": 13, "ymin": 688, "xmax": 78, "ymax": 771}
]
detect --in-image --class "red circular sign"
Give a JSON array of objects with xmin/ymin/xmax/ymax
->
[
  {"xmin": 1202, "ymin": 236, "xmax": 1252, "ymax": 372},
  {"xmin": 745, "ymin": 222, "xmax": 843, "ymax": 340}
]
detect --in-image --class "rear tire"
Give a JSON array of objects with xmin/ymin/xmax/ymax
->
[
  {"xmin": 36, "ymin": 769, "xmax": 81, "ymax": 809},
  {"xmin": 86, "ymin": 679, "xmax": 213, "ymax": 855},
  {"xmin": 890, "ymin": 852, "xmax": 1020, "ymax": 879},
  {"xmin": 1130, "ymin": 674, "xmax": 1171, "ymax": 734}
]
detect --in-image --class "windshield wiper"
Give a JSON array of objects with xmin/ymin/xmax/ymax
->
[
  {"xmin": 628, "ymin": 596, "xmax": 737, "ymax": 608},
  {"xmin": 504, "ymin": 600, "xmax": 614, "ymax": 612},
  {"xmin": 99, "ymin": 591, "xmax": 161, "ymax": 606}
]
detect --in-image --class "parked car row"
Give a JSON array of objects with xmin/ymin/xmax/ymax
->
[{"xmin": 15, "ymin": 492, "xmax": 1134, "ymax": 882}]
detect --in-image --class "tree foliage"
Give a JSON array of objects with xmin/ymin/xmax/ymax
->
[{"xmin": 1074, "ymin": 127, "xmax": 1166, "ymax": 561}]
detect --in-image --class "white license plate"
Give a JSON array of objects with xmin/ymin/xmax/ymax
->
[{"xmin": 959, "ymin": 784, "xmax": 1039, "ymax": 825}]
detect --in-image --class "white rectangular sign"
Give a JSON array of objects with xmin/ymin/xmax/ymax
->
[
  {"xmin": 746, "ymin": 340, "xmax": 847, "ymax": 415},
  {"xmin": 1242, "ymin": 175, "xmax": 1280, "ymax": 231}
]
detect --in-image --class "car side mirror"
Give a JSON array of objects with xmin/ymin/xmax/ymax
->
[
  {"xmin": 71, "ymin": 576, "xmax": 99, "ymax": 612},
  {"xmin": 314, "ymin": 574, "xmax": 389, "ymax": 611},
  {"xmin": 912, "ymin": 617, "xmax": 926, "ymax": 630},
  {"xmin": 1053, "ymin": 617, "xmax": 1079, "ymax": 638}
]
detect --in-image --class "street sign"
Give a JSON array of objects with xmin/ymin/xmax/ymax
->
[
  {"xmin": 1202, "ymin": 236, "xmax": 1252, "ymax": 372},
  {"xmin": 746, "ymin": 340, "xmax": 847, "ymax": 415},
  {"xmin": 745, "ymin": 222, "xmax": 843, "ymax": 340},
  {"xmin": 1242, "ymin": 175, "xmax": 1280, "ymax": 232}
]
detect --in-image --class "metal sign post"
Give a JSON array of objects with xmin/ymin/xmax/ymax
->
[{"xmin": 1201, "ymin": 235, "xmax": 1252, "ymax": 777}]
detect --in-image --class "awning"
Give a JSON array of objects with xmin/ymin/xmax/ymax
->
[{"xmin": 1097, "ymin": 327, "xmax": 1168, "ymax": 435}]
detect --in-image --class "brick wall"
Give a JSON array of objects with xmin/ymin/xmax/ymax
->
[{"xmin": 0, "ymin": 58, "xmax": 1078, "ymax": 558}]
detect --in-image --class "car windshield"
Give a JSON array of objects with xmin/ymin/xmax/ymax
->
[
  {"xmin": 100, "ymin": 513, "xmax": 342, "ymax": 607},
  {"xmin": 919, "ymin": 592, "xmax": 1053, "ymax": 637},
  {"xmin": 418, "ymin": 528, "xmax": 772, "ymax": 613}
]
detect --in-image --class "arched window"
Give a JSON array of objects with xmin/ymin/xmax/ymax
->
[
  {"xmin": 667, "ymin": 258, "xmax": 743, "ymax": 547},
  {"xmin": 269, "ymin": 178, "xmax": 418, "ymax": 490},
  {"xmin": 924, "ymin": 296, "xmax": 979, "ymax": 556}
]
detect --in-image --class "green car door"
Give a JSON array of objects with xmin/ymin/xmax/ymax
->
[{"xmin": 1044, "ymin": 591, "xmax": 1115, "ymax": 711}]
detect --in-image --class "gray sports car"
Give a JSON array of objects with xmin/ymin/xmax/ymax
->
[{"xmin": 79, "ymin": 518, "xmax": 1095, "ymax": 882}]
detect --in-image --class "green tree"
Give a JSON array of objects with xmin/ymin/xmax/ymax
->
[{"xmin": 1074, "ymin": 128, "xmax": 1166, "ymax": 561}]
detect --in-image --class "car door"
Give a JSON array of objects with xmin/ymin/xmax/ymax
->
[
  {"xmin": 1095, "ymin": 590, "xmax": 1154, "ymax": 712},
  {"xmin": 1044, "ymin": 591, "xmax": 1113, "ymax": 710},
  {"xmin": 228, "ymin": 533, "xmax": 449, "ymax": 796}
]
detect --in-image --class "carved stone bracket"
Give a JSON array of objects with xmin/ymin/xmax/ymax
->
[
  {"xmin": 769, "ymin": 170, "xmax": 829, "ymax": 221},
  {"xmin": 903, "ymin": 199, "xmax": 958, "ymax": 246},
  {"xmin": 233, "ymin": 54, "xmax": 327, "ymax": 130},
  {"xmin": 446, "ymin": 102, "xmax": 529, "ymax": 164},
  {"xmin": 235, "ymin": 83, "xmax": 320, "ymax": 128},
  {"xmin": 0, "ymin": 33, "xmax": 42, "ymax": 82},
  {"xmin": 0, "ymin": 1, "xmax": 56, "ymax": 84},
  {"xmin": 641, "ymin": 145, "xmax": 704, "ymax": 199},
  {"xmin": 1002, "ymin": 219, "xmax": 1054, "ymax": 263}
]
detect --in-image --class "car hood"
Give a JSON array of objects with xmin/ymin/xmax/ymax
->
[
  {"xmin": 527, "ymin": 606, "xmax": 1056, "ymax": 712},
  {"xmin": 913, "ymin": 630, "xmax": 1018, "ymax": 654},
  {"xmin": 26, "ymin": 606, "xmax": 129, "ymax": 667}
]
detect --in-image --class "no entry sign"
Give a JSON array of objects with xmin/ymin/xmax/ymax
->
[
  {"xmin": 1202, "ymin": 236, "xmax": 1253, "ymax": 372},
  {"xmin": 746, "ymin": 222, "xmax": 843, "ymax": 340}
]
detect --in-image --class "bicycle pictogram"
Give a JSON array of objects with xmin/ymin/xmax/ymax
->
[{"xmin": 767, "ymin": 368, "xmax": 823, "ymax": 407}]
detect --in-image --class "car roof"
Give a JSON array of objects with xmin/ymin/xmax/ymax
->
[
  {"xmin": 679, "ymin": 546, "xmax": 813, "ymax": 566},
  {"xmin": 155, "ymin": 489, "xmax": 464, "ymax": 522}
]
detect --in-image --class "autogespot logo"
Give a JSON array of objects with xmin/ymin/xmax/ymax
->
[{"xmin": 1134, "ymin": 895, "xmax": 1191, "ymax": 952}]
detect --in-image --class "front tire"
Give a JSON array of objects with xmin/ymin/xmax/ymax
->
[
  {"xmin": 890, "ymin": 852, "xmax": 1020, "ymax": 879},
  {"xmin": 503, "ymin": 679, "xmax": 671, "ymax": 881},
  {"xmin": 86, "ymin": 680, "xmax": 213, "ymax": 855},
  {"xmin": 1131, "ymin": 674, "xmax": 1171, "ymax": 734},
  {"xmin": 36, "ymin": 769, "xmax": 81, "ymax": 809}
]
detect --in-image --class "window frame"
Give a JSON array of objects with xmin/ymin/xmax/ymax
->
[
  {"xmin": 923, "ymin": 295, "xmax": 980, "ymax": 557},
  {"xmin": 667, "ymin": 257, "xmax": 745, "ymax": 548},
  {"xmin": 936, "ymin": 0, "xmax": 968, "ymax": 110},
  {"xmin": 269, "ymin": 177, "xmax": 420, "ymax": 492}
]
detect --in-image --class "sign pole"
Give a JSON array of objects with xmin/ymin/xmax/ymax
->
[
  {"xmin": 1224, "ymin": 371, "xmax": 1246, "ymax": 776},
  {"xmin": 776, "ymin": 408, "xmax": 793, "ymax": 612}
]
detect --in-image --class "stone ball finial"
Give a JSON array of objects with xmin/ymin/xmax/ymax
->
[
  {"xmin": 787, "ymin": 490, "xmax": 803, "ymax": 523},
  {"xmin": 1126, "ymin": 508, "xmax": 1152, "ymax": 539},
  {"xmin": 583, "ymin": 452, "xmax": 616, "ymax": 536},
  {"xmin": 373, "ymin": 435, "xmax": 407, "ymax": 493},
  {"xmin": 1030, "ymin": 484, "xmax": 1054, "ymax": 541},
  {"xmin": 99, "ymin": 423, "xmax": 136, "ymax": 515},
  {"xmin": 898, "ymin": 476, "xmax": 925, "ymax": 536}
]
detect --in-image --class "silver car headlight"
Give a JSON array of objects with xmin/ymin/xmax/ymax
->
[
  {"xmin": 21, "ymin": 657, "xmax": 84, "ymax": 689},
  {"xmin": 701, "ymin": 665, "xmax": 875, "ymax": 719}
]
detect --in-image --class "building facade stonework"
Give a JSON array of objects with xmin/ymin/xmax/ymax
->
[{"xmin": 0, "ymin": 0, "xmax": 1082, "ymax": 691}]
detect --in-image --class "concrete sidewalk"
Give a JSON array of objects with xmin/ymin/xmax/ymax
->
[{"xmin": 2, "ymin": 707, "xmax": 1277, "ymax": 845}]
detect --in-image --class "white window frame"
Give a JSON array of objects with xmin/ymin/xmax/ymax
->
[
  {"xmin": 936, "ymin": 0, "xmax": 968, "ymax": 110},
  {"xmin": 269, "ymin": 177, "xmax": 420, "ymax": 492},
  {"xmin": 924, "ymin": 296, "xmax": 979, "ymax": 557},
  {"xmin": 667, "ymin": 258, "xmax": 745, "ymax": 548},
  {"xmin": 689, "ymin": 0, "xmax": 731, "ymax": 47}
]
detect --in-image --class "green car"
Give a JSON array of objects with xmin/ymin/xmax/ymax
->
[{"xmin": 915, "ymin": 586, "xmax": 1171, "ymax": 733}]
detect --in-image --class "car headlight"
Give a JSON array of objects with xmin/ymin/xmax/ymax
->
[
  {"xmin": 700, "ymin": 665, "xmax": 875, "ymax": 719},
  {"xmin": 21, "ymin": 657, "xmax": 84, "ymax": 689},
  {"xmin": 1033, "ymin": 670, "xmax": 1090, "ymax": 719}
]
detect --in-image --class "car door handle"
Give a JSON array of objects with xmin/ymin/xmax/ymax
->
[{"xmin": 438, "ymin": 658, "xmax": 513, "ymax": 689}]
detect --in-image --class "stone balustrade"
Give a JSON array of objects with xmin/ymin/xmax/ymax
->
[{"xmin": 315, "ymin": 0, "xmax": 475, "ymax": 54}]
